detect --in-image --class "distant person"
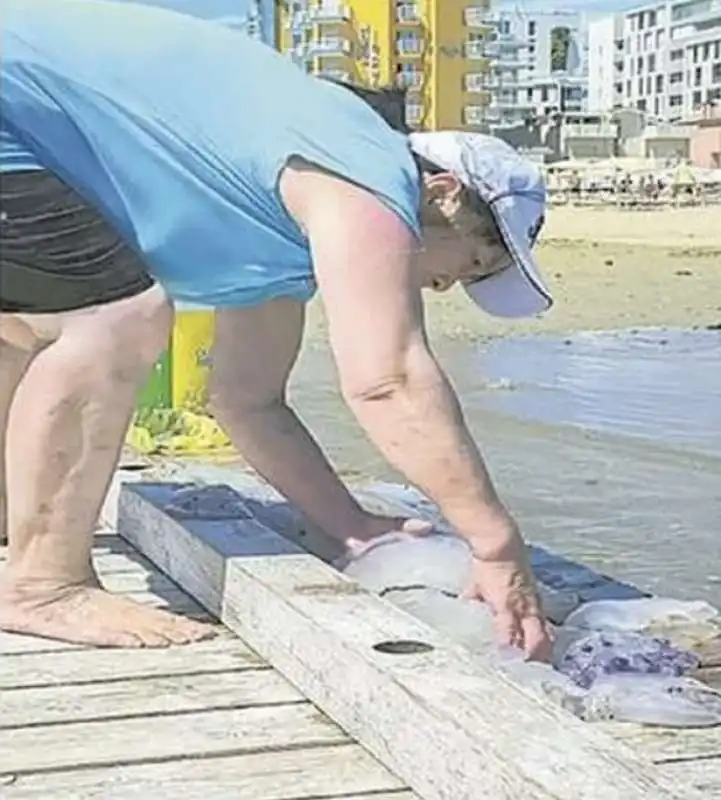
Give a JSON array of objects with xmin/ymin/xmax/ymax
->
[{"xmin": 1, "ymin": 0, "xmax": 552, "ymax": 657}]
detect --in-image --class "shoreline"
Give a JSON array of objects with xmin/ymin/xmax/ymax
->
[{"xmin": 305, "ymin": 204, "xmax": 721, "ymax": 342}]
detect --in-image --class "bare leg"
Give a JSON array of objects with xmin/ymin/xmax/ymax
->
[
  {"xmin": 0, "ymin": 287, "xmax": 216, "ymax": 647},
  {"xmin": 0, "ymin": 336, "xmax": 33, "ymax": 547}
]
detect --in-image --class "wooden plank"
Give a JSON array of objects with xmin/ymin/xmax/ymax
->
[
  {"xmin": 658, "ymin": 759, "xmax": 721, "ymax": 798},
  {"xmin": 1, "ymin": 668, "xmax": 301, "ymax": 728},
  {"xmin": 607, "ymin": 723, "xmax": 721, "ymax": 763},
  {"xmin": 0, "ymin": 638, "xmax": 261, "ymax": 689},
  {"xmin": 3, "ymin": 744, "xmax": 414, "ymax": 800},
  {"xmin": 118, "ymin": 483, "xmax": 692, "ymax": 800},
  {"xmin": 0, "ymin": 631, "xmax": 85, "ymax": 656},
  {"xmin": 0, "ymin": 704, "xmax": 346, "ymax": 775},
  {"xmin": 699, "ymin": 666, "xmax": 721, "ymax": 690}
]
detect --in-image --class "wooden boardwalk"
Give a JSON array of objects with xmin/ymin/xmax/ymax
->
[
  {"xmin": 116, "ymin": 475, "xmax": 721, "ymax": 800},
  {"xmin": 0, "ymin": 535, "xmax": 416, "ymax": 800}
]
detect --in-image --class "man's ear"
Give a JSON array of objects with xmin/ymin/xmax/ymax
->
[{"xmin": 423, "ymin": 172, "xmax": 463, "ymax": 203}]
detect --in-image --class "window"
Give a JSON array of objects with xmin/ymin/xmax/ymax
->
[
  {"xmin": 670, "ymin": 71, "xmax": 683, "ymax": 84},
  {"xmin": 695, "ymin": 66, "xmax": 703, "ymax": 86},
  {"xmin": 528, "ymin": 20, "xmax": 536, "ymax": 37},
  {"xmin": 656, "ymin": 74, "xmax": 664, "ymax": 93},
  {"xmin": 669, "ymin": 94, "xmax": 683, "ymax": 107},
  {"xmin": 713, "ymin": 63, "xmax": 721, "ymax": 83},
  {"xmin": 670, "ymin": 49, "xmax": 683, "ymax": 61},
  {"xmin": 648, "ymin": 53, "xmax": 656, "ymax": 72},
  {"xmin": 692, "ymin": 90, "xmax": 702, "ymax": 107}
]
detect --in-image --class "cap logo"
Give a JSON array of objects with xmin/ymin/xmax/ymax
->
[{"xmin": 529, "ymin": 214, "xmax": 545, "ymax": 245}]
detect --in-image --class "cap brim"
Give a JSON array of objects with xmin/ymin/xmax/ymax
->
[{"xmin": 464, "ymin": 194, "xmax": 553, "ymax": 319}]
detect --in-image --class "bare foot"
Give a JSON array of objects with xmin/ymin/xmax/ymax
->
[{"xmin": 0, "ymin": 581, "xmax": 218, "ymax": 647}]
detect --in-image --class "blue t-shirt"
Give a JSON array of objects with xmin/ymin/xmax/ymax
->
[{"xmin": 1, "ymin": 0, "xmax": 421, "ymax": 307}]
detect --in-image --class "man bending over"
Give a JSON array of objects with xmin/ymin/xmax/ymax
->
[{"xmin": 1, "ymin": 0, "xmax": 552, "ymax": 657}]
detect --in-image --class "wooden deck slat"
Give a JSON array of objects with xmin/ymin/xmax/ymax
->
[
  {"xmin": 658, "ymin": 759, "xmax": 721, "ymax": 797},
  {"xmin": 0, "ymin": 703, "xmax": 347, "ymax": 775},
  {"xmin": 0, "ymin": 668, "xmax": 302, "ymax": 728},
  {"xmin": 1, "ymin": 531, "xmax": 416, "ymax": 800},
  {"xmin": 0, "ymin": 637, "xmax": 260, "ymax": 690},
  {"xmin": 119, "ymin": 482, "xmax": 692, "ymax": 800},
  {"xmin": 2, "ymin": 744, "xmax": 414, "ymax": 799},
  {"xmin": 606, "ymin": 723, "xmax": 721, "ymax": 763}
]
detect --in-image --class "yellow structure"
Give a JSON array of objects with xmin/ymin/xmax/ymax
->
[{"xmin": 276, "ymin": 0, "xmax": 492, "ymax": 130}]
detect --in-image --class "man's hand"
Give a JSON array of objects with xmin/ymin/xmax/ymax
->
[
  {"xmin": 344, "ymin": 513, "xmax": 433, "ymax": 555},
  {"xmin": 463, "ymin": 538, "xmax": 553, "ymax": 662}
]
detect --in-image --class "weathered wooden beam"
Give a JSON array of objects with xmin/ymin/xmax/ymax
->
[{"xmin": 117, "ymin": 482, "xmax": 692, "ymax": 800}]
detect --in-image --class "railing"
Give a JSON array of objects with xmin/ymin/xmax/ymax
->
[
  {"xmin": 397, "ymin": 71, "xmax": 424, "ymax": 90},
  {"xmin": 406, "ymin": 103, "xmax": 425, "ymax": 124},
  {"xmin": 396, "ymin": 2, "xmax": 421, "ymax": 22},
  {"xmin": 465, "ymin": 74, "xmax": 489, "ymax": 92},
  {"xmin": 465, "ymin": 41, "xmax": 487, "ymax": 59},
  {"xmin": 317, "ymin": 68, "xmax": 350, "ymax": 82},
  {"xmin": 463, "ymin": 105, "xmax": 486, "ymax": 125},
  {"xmin": 396, "ymin": 36, "xmax": 424, "ymax": 55},
  {"xmin": 305, "ymin": 4, "xmax": 351, "ymax": 23},
  {"xmin": 296, "ymin": 37, "xmax": 351, "ymax": 56},
  {"xmin": 464, "ymin": 6, "xmax": 489, "ymax": 28}
]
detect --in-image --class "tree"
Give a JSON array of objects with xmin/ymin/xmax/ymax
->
[{"xmin": 550, "ymin": 26, "xmax": 571, "ymax": 73}]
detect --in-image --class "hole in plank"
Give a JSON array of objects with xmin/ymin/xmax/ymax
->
[{"xmin": 373, "ymin": 639, "xmax": 434, "ymax": 655}]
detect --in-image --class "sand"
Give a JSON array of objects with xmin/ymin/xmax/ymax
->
[{"xmin": 306, "ymin": 204, "xmax": 721, "ymax": 340}]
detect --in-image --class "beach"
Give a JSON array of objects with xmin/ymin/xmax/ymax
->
[
  {"xmin": 289, "ymin": 203, "xmax": 721, "ymax": 605},
  {"xmin": 139, "ymin": 203, "xmax": 721, "ymax": 606},
  {"xmin": 306, "ymin": 204, "xmax": 721, "ymax": 340}
]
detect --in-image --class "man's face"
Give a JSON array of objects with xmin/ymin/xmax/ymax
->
[{"xmin": 417, "ymin": 172, "xmax": 510, "ymax": 293}]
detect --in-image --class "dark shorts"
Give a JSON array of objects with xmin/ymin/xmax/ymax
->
[{"xmin": 0, "ymin": 170, "xmax": 155, "ymax": 314}]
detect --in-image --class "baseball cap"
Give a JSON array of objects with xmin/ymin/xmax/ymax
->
[{"xmin": 409, "ymin": 131, "xmax": 553, "ymax": 319}]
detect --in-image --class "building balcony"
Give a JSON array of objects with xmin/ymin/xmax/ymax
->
[
  {"xmin": 294, "ymin": 37, "xmax": 352, "ymax": 58},
  {"xmin": 288, "ymin": 4, "xmax": 351, "ymax": 28},
  {"xmin": 406, "ymin": 103, "xmax": 425, "ymax": 125},
  {"xmin": 396, "ymin": 37, "xmax": 424, "ymax": 56},
  {"xmin": 396, "ymin": 70, "xmax": 424, "ymax": 90},
  {"xmin": 306, "ymin": 4, "xmax": 351, "ymax": 23},
  {"xmin": 396, "ymin": 2, "xmax": 422, "ymax": 24},
  {"xmin": 465, "ymin": 73, "xmax": 489, "ymax": 92},
  {"xmin": 463, "ymin": 105, "xmax": 488, "ymax": 126},
  {"xmin": 464, "ymin": 6, "xmax": 490, "ymax": 29},
  {"xmin": 465, "ymin": 41, "xmax": 487, "ymax": 59},
  {"xmin": 670, "ymin": 0, "xmax": 721, "ymax": 25},
  {"xmin": 317, "ymin": 68, "xmax": 351, "ymax": 82}
]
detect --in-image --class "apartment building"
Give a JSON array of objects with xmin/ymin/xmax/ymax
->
[
  {"xmin": 276, "ymin": 1, "xmax": 492, "ymax": 130},
  {"xmin": 486, "ymin": 9, "xmax": 588, "ymax": 128},
  {"xmin": 588, "ymin": 0, "xmax": 721, "ymax": 121}
]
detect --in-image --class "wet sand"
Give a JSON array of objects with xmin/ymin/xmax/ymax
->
[{"xmin": 306, "ymin": 205, "xmax": 721, "ymax": 340}]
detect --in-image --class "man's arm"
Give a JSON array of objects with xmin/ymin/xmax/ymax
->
[
  {"xmin": 284, "ymin": 164, "xmax": 517, "ymax": 558},
  {"xmin": 210, "ymin": 300, "xmax": 372, "ymax": 541}
]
